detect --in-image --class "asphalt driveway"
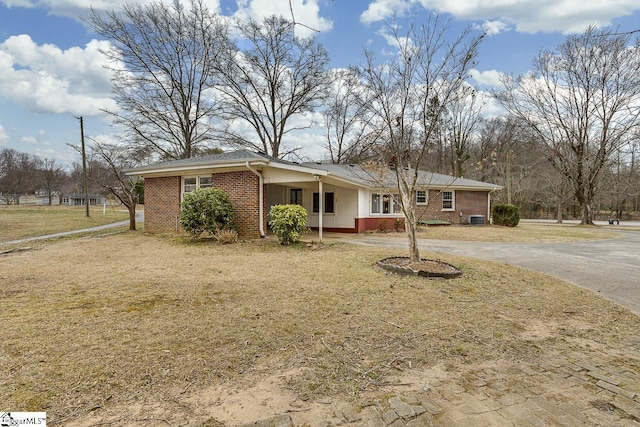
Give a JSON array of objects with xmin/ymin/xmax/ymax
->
[{"xmin": 334, "ymin": 228, "xmax": 640, "ymax": 316}]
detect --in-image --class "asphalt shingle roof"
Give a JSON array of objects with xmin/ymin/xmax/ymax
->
[
  {"xmin": 301, "ymin": 162, "xmax": 499, "ymax": 190},
  {"xmin": 128, "ymin": 150, "xmax": 500, "ymax": 190}
]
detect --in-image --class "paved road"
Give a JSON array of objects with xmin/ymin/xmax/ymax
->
[{"xmin": 335, "ymin": 229, "xmax": 640, "ymax": 316}]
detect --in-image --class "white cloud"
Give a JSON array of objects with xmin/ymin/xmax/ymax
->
[
  {"xmin": 0, "ymin": 35, "xmax": 117, "ymax": 116},
  {"xmin": 469, "ymin": 69, "xmax": 505, "ymax": 87},
  {"xmin": 473, "ymin": 20, "xmax": 509, "ymax": 36},
  {"xmin": 478, "ymin": 92, "xmax": 506, "ymax": 118},
  {"xmin": 361, "ymin": 0, "xmax": 640, "ymax": 34},
  {"xmin": 360, "ymin": 0, "xmax": 411, "ymax": 25},
  {"xmin": 235, "ymin": 0, "xmax": 332, "ymax": 38},
  {"xmin": 0, "ymin": 124, "xmax": 8, "ymax": 145},
  {"xmin": 20, "ymin": 136, "xmax": 38, "ymax": 145}
]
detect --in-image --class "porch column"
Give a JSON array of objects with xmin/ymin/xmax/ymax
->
[{"xmin": 318, "ymin": 178, "xmax": 323, "ymax": 242}]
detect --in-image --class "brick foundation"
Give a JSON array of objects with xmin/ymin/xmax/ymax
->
[{"xmin": 355, "ymin": 217, "xmax": 405, "ymax": 233}]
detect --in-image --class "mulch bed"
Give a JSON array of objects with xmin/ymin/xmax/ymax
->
[{"xmin": 377, "ymin": 256, "xmax": 462, "ymax": 279}]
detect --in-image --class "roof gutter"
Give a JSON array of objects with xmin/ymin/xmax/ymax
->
[
  {"xmin": 124, "ymin": 160, "xmax": 270, "ymax": 177},
  {"xmin": 245, "ymin": 161, "xmax": 265, "ymax": 238}
]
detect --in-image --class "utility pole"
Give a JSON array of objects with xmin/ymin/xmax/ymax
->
[{"xmin": 79, "ymin": 116, "xmax": 90, "ymax": 217}]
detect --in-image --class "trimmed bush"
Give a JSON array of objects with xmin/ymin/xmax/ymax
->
[
  {"xmin": 269, "ymin": 204, "xmax": 309, "ymax": 245},
  {"xmin": 180, "ymin": 187, "xmax": 234, "ymax": 238},
  {"xmin": 492, "ymin": 203, "xmax": 520, "ymax": 227}
]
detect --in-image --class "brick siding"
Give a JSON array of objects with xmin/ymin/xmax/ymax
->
[
  {"xmin": 144, "ymin": 172, "xmax": 263, "ymax": 238},
  {"xmin": 415, "ymin": 189, "xmax": 488, "ymax": 225},
  {"xmin": 211, "ymin": 171, "xmax": 263, "ymax": 238},
  {"xmin": 144, "ymin": 176, "xmax": 181, "ymax": 233}
]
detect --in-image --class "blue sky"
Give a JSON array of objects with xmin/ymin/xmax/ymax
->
[{"xmin": 1, "ymin": 0, "xmax": 639, "ymax": 166}]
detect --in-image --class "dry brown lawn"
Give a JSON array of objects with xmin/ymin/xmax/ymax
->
[
  {"xmin": 414, "ymin": 222, "xmax": 621, "ymax": 242},
  {"xmin": 0, "ymin": 205, "xmax": 130, "ymax": 242},
  {"xmin": 1, "ymin": 231, "xmax": 639, "ymax": 425}
]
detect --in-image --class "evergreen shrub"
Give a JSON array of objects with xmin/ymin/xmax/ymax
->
[
  {"xmin": 269, "ymin": 204, "xmax": 309, "ymax": 245},
  {"xmin": 492, "ymin": 203, "xmax": 520, "ymax": 227},
  {"xmin": 180, "ymin": 187, "xmax": 234, "ymax": 238}
]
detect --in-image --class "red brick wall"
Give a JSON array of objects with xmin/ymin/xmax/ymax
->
[
  {"xmin": 144, "ymin": 172, "xmax": 263, "ymax": 238},
  {"xmin": 144, "ymin": 176, "xmax": 181, "ymax": 233},
  {"xmin": 211, "ymin": 171, "xmax": 262, "ymax": 238},
  {"xmin": 415, "ymin": 190, "xmax": 488, "ymax": 224}
]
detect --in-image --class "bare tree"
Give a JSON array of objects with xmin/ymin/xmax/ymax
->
[
  {"xmin": 356, "ymin": 17, "xmax": 483, "ymax": 261},
  {"xmin": 600, "ymin": 140, "xmax": 640, "ymax": 220},
  {"xmin": 0, "ymin": 148, "xmax": 38, "ymax": 205},
  {"xmin": 323, "ymin": 69, "xmax": 379, "ymax": 163},
  {"xmin": 88, "ymin": 142, "xmax": 141, "ymax": 230},
  {"xmin": 496, "ymin": 26, "xmax": 640, "ymax": 224},
  {"xmin": 88, "ymin": 0, "xmax": 228, "ymax": 160},
  {"xmin": 445, "ymin": 85, "xmax": 484, "ymax": 177},
  {"xmin": 214, "ymin": 15, "xmax": 330, "ymax": 158},
  {"xmin": 38, "ymin": 158, "xmax": 65, "ymax": 205},
  {"xmin": 471, "ymin": 117, "xmax": 562, "ymax": 218}
]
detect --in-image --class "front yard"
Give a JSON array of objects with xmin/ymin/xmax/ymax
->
[{"xmin": 1, "ymin": 231, "xmax": 639, "ymax": 425}]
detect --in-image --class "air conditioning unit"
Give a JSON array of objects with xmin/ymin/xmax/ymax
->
[{"xmin": 468, "ymin": 215, "xmax": 485, "ymax": 225}]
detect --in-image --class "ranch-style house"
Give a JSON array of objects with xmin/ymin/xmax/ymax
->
[{"xmin": 126, "ymin": 149, "xmax": 501, "ymax": 239}]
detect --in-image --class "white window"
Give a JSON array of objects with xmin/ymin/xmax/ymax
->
[
  {"xmin": 371, "ymin": 193, "xmax": 381, "ymax": 214},
  {"xmin": 371, "ymin": 192, "xmax": 401, "ymax": 214},
  {"xmin": 182, "ymin": 175, "xmax": 213, "ymax": 198},
  {"xmin": 416, "ymin": 190, "xmax": 428, "ymax": 205},
  {"xmin": 442, "ymin": 191, "xmax": 454, "ymax": 210}
]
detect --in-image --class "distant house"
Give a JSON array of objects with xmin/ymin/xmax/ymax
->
[
  {"xmin": 61, "ymin": 194, "xmax": 107, "ymax": 206},
  {"xmin": 126, "ymin": 150, "xmax": 501, "ymax": 238},
  {"xmin": 16, "ymin": 194, "xmax": 38, "ymax": 205},
  {"xmin": 36, "ymin": 190, "xmax": 61, "ymax": 206}
]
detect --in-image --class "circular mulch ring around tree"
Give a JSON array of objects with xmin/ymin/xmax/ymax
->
[{"xmin": 377, "ymin": 256, "xmax": 462, "ymax": 279}]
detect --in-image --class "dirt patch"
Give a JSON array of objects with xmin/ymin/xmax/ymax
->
[{"xmin": 187, "ymin": 368, "xmax": 319, "ymax": 424}]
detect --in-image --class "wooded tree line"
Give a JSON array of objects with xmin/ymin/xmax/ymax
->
[
  {"xmin": 0, "ymin": 148, "xmax": 70, "ymax": 205},
  {"xmin": 0, "ymin": 147, "xmax": 139, "ymax": 207}
]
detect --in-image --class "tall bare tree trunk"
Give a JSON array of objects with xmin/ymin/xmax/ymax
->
[
  {"xmin": 406, "ymin": 218, "xmax": 420, "ymax": 262},
  {"xmin": 556, "ymin": 200, "xmax": 563, "ymax": 223},
  {"xmin": 128, "ymin": 204, "xmax": 137, "ymax": 231}
]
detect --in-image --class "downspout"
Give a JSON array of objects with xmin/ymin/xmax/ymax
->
[
  {"xmin": 314, "ymin": 175, "xmax": 323, "ymax": 242},
  {"xmin": 246, "ymin": 162, "xmax": 265, "ymax": 238},
  {"xmin": 488, "ymin": 187, "xmax": 498, "ymax": 224}
]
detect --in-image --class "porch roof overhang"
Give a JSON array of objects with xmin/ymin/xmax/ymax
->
[
  {"xmin": 127, "ymin": 160, "xmax": 332, "ymax": 180},
  {"xmin": 124, "ymin": 149, "xmax": 330, "ymax": 180}
]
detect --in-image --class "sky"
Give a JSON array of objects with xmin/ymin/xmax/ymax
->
[{"xmin": 1, "ymin": 0, "xmax": 639, "ymax": 167}]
